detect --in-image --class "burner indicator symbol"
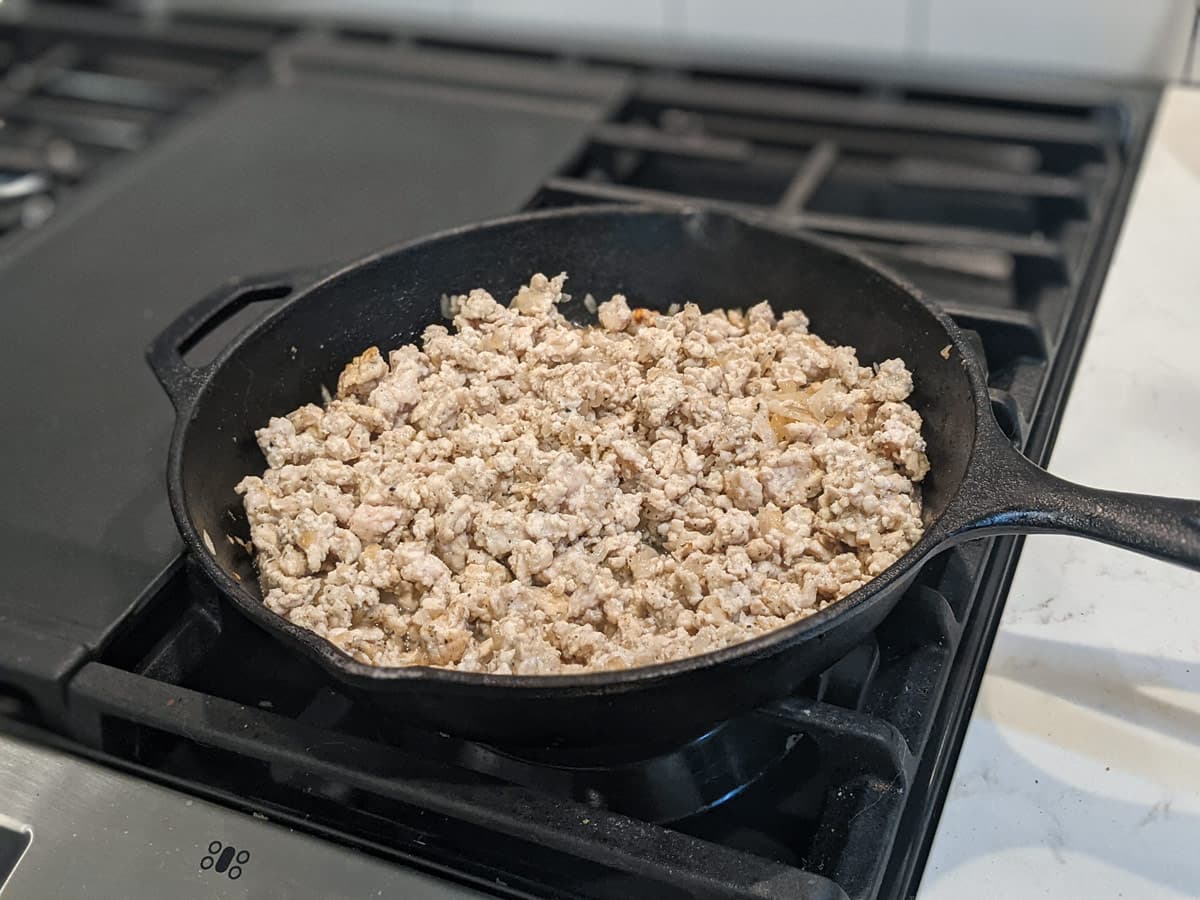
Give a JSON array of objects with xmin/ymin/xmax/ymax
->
[{"xmin": 200, "ymin": 840, "xmax": 251, "ymax": 879}]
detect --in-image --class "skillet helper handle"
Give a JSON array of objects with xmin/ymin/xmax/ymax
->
[
  {"xmin": 951, "ymin": 438, "xmax": 1200, "ymax": 572},
  {"xmin": 146, "ymin": 270, "xmax": 316, "ymax": 410}
]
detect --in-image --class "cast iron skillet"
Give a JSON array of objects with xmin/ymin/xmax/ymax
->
[{"xmin": 147, "ymin": 206, "xmax": 1200, "ymax": 751}]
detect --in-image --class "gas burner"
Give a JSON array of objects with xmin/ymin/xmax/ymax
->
[
  {"xmin": 457, "ymin": 713, "xmax": 805, "ymax": 824},
  {"xmin": 261, "ymin": 671, "xmax": 808, "ymax": 824}
]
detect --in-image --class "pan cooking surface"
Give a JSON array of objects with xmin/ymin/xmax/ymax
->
[{"xmin": 233, "ymin": 268, "xmax": 933, "ymax": 677}]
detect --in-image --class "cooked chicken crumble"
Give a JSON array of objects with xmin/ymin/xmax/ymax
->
[{"xmin": 236, "ymin": 274, "xmax": 929, "ymax": 674}]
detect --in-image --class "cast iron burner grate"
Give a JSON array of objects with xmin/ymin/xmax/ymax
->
[
  {"xmin": 69, "ymin": 512, "xmax": 979, "ymax": 899},
  {"xmin": 0, "ymin": 8, "xmax": 278, "ymax": 244},
  {"xmin": 458, "ymin": 715, "xmax": 805, "ymax": 825}
]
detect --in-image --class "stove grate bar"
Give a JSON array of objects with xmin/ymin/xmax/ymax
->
[
  {"xmin": 681, "ymin": 115, "xmax": 1049, "ymax": 173},
  {"xmin": 638, "ymin": 75, "xmax": 1111, "ymax": 147},
  {"xmin": 67, "ymin": 662, "xmax": 853, "ymax": 900},
  {"xmin": 777, "ymin": 139, "xmax": 840, "ymax": 212},
  {"xmin": 542, "ymin": 175, "xmax": 1068, "ymax": 264}
]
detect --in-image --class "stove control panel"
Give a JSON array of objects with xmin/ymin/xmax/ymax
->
[{"xmin": 0, "ymin": 733, "xmax": 490, "ymax": 899}]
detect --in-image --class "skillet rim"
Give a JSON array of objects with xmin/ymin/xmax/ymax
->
[{"xmin": 163, "ymin": 203, "xmax": 993, "ymax": 694}]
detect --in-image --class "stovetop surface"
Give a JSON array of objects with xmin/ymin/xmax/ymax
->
[
  {"xmin": 0, "ymin": 5, "xmax": 1157, "ymax": 899},
  {"xmin": 0, "ymin": 5, "xmax": 624, "ymax": 663}
]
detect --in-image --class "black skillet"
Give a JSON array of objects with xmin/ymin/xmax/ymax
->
[{"xmin": 147, "ymin": 206, "xmax": 1200, "ymax": 751}]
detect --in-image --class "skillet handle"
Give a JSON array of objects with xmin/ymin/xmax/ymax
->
[
  {"xmin": 145, "ymin": 269, "xmax": 322, "ymax": 410},
  {"xmin": 944, "ymin": 435, "xmax": 1200, "ymax": 572}
]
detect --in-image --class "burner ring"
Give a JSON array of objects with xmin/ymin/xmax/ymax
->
[{"xmin": 458, "ymin": 713, "xmax": 805, "ymax": 824}]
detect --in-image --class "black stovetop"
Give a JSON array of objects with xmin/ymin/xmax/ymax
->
[{"xmin": 0, "ymin": 5, "xmax": 1157, "ymax": 899}]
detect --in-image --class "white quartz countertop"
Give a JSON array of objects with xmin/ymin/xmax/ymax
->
[{"xmin": 920, "ymin": 85, "xmax": 1200, "ymax": 899}]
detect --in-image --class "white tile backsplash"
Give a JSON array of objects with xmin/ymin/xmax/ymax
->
[
  {"xmin": 924, "ymin": 0, "xmax": 1196, "ymax": 79},
  {"xmin": 680, "ymin": 0, "xmax": 911, "ymax": 56},
  {"xmin": 273, "ymin": 0, "xmax": 469, "ymax": 21},
  {"xmin": 463, "ymin": 0, "xmax": 669, "ymax": 37},
  {"xmin": 163, "ymin": 0, "xmax": 1200, "ymax": 80}
]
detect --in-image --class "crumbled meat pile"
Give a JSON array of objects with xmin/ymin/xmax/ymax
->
[{"xmin": 236, "ymin": 274, "xmax": 929, "ymax": 674}]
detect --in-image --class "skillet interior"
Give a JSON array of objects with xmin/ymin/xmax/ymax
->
[{"xmin": 172, "ymin": 207, "xmax": 980, "ymax": 745}]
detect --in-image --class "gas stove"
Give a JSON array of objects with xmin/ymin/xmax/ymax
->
[{"xmin": 0, "ymin": 5, "xmax": 1156, "ymax": 899}]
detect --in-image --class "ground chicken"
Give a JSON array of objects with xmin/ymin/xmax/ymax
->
[{"xmin": 236, "ymin": 273, "xmax": 929, "ymax": 675}]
